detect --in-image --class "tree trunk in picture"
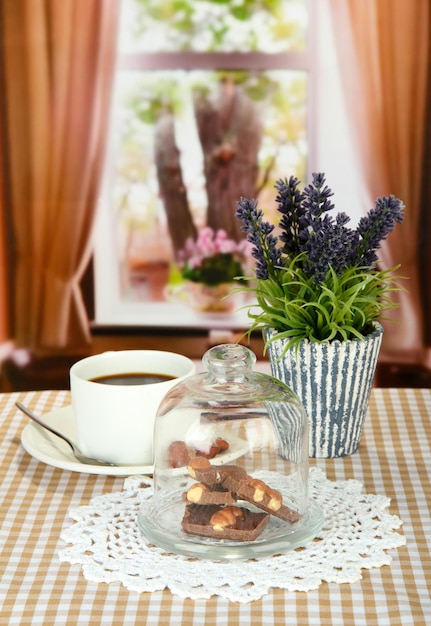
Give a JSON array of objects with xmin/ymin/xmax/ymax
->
[
  {"xmin": 154, "ymin": 113, "xmax": 197, "ymax": 257},
  {"xmin": 194, "ymin": 79, "xmax": 263, "ymax": 241}
]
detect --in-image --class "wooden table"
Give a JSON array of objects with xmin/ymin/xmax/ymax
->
[{"xmin": 0, "ymin": 388, "xmax": 430, "ymax": 625}]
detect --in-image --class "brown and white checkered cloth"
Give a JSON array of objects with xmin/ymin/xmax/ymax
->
[{"xmin": 0, "ymin": 387, "xmax": 430, "ymax": 625}]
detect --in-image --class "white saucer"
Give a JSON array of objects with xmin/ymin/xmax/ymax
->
[
  {"xmin": 21, "ymin": 406, "xmax": 249, "ymax": 477},
  {"xmin": 21, "ymin": 405, "xmax": 154, "ymax": 476}
]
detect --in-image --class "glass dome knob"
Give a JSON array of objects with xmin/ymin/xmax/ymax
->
[{"xmin": 203, "ymin": 344, "xmax": 256, "ymax": 383}]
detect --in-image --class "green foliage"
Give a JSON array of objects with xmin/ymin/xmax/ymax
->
[
  {"xmin": 132, "ymin": 0, "xmax": 306, "ymax": 52},
  {"xmin": 182, "ymin": 253, "xmax": 245, "ymax": 286},
  {"xmin": 127, "ymin": 78, "xmax": 183, "ymax": 126},
  {"xmin": 238, "ymin": 256, "xmax": 404, "ymax": 352}
]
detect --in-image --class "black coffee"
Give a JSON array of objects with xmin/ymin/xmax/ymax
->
[{"xmin": 90, "ymin": 372, "xmax": 176, "ymax": 386}]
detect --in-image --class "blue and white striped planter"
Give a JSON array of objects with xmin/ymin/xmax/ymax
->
[{"xmin": 265, "ymin": 324, "xmax": 383, "ymax": 458}]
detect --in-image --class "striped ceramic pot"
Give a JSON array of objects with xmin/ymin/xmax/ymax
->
[{"xmin": 265, "ymin": 324, "xmax": 384, "ymax": 458}]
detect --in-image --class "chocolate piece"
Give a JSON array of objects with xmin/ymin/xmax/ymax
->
[
  {"xmin": 210, "ymin": 505, "xmax": 245, "ymax": 531},
  {"xmin": 195, "ymin": 437, "xmax": 229, "ymax": 459},
  {"xmin": 187, "ymin": 458, "xmax": 247, "ymax": 486},
  {"xmin": 214, "ymin": 437, "xmax": 229, "ymax": 452},
  {"xmin": 168, "ymin": 441, "xmax": 192, "ymax": 468},
  {"xmin": 187, "ymin": 456, "xmax": 212, "ymax": 477},
  {"xmin": 187, "ymin": 459, "xmax": 301, "ymax": 523},
  {"xmin": 231, "ymin": 476, "xmax": 302, "ymax": 523},
  {"xmin": 181, "ymin": 504, "xmax": 269, "ymax": 541},
  {"xmin": 184, "ymin": 482, "xmax": 236, "ymax": 506},
  {"xmin": 168, "ymin": 439, "xmax": 230, "ymax": 468}
]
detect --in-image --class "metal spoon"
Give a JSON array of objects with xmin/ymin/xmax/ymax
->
[{"xmin": 16, "ymin": 402, "xmax": 117, "ymax": 467}]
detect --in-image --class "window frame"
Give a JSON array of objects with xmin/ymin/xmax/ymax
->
[{"xmin": 93, "ymin": 2, "xmax": 317, "ymax": 330}]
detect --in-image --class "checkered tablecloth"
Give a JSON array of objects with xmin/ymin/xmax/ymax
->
[{"xmin": 0, "ymin": 387, "xmax": 430, "ymax": 625}]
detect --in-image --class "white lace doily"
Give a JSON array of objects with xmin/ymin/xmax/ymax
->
[{"xmin": 59, "ymin": 468, "xmax": 406, "ymax": 603}]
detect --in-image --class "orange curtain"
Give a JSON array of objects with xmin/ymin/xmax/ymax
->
[
  {"xmin": 419, "ymin": 53, "xmax": 431, "ymax": 351},
  {"xmin": 329, "ymin": 0, "xmax": 430, "ymax": 363},
  {"xmin": 0, "ymin": 0, "xmax": 119, "ymax": 354},
  {"xmin": 0, "ymin": 129, "xmax": 10, "ymax": 348}
]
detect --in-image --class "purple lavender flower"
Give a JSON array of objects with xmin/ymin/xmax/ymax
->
[
  {"xmin": 275, "ymin": 172, "xmax": 354, "ymax": 283},
  {"xmin": 302, "ymin": 213, "xmax": 360, "ymax": 283},
  {"xmin": 354, "ymin": 195, "xmax": 404, "ymax": 267},
  {"xmin": 302, "ymin": 172, "xmax": 335, "ymax": 217},
  {"xmin": 235, "ymin": 173, "xmax": 404, "ymax": 286},
  {"xmin": 274, "ymin": 177, "xmax": 309, "ymax": 256},
  {"xmin": 235, "ymin": 197, "xmax": 283, "ymax": 280}
]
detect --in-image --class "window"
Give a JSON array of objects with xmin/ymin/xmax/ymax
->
[{"xmin": 94, "ymin": 0, "xmax": 314, "ymax": 329}]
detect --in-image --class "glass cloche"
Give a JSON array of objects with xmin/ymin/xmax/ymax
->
[{"xmin": 138, "ymin": 344, "xmax": 323, "ymax": 559}]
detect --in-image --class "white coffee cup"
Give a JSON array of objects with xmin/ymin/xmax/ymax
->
[{"xmin": 69, "ymin": 350, "xmax": 196, "ymax": 466}]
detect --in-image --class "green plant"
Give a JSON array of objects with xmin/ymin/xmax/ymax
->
[
  {"xmin": 235, "ymin": 172, "xmax": 405, "ymax": 352},
  {"xmin": 179, "ymin": 227, "xmax": 249, "ymax": 286}
]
